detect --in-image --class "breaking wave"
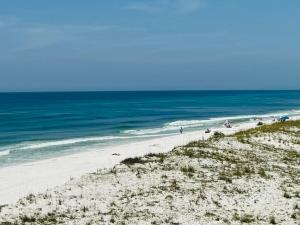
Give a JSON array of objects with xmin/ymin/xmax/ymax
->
[
  {"xmin": 1, "ymin": 109, "xmax": 300, "ymax": 157},
  {"xmin": 0, "ymin": 150, "xmax": 10, "ymax": 157},
  {"xmin": 0, "ymin": 133, "xmax": 174, "ymax": 154},
  {"xmin": 123, "ymin": 109, "xmax": 300, "ymax": 135}
]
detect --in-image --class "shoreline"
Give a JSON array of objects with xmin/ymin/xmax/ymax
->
[{"xmin": 0, "ymin": 117, "xmax": 295, "ymax": 205}]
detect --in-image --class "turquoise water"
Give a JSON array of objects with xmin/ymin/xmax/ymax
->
[{"xmin": 0, "ymin": 91, "xmax": 299, "ymax": 167}]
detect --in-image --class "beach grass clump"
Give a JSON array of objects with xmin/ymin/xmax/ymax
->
[
  {"xmin": 20, "ymin": 215, "xmax": 36, "ymax": 223},
  {"xmin": 162, "ymin": 163, "xmax": 174, "ymax": 171},
  {"xmin": 283, "ymin": 150, "xmax": 300, "ymax": 162},
  {"xmin": 181, "ymin": 165, "xmax": 195, "ymax": 177},
  {"xmin": 177, "ymin": 148, "xmax": 195, "ymax": 158},
  {"xmin": 258, "ymin": 120, "xmax": 300, "ymax": 133},
  {"xmin": 211, "ymin": 131, "xmax": 225, "ymax": 140},
  {"xmin": 170, "ymin": 179, "xmax": 179, "ymax": 191},
  {"xmin": 180, "ymin": 165, "xmax": 195, "ymax": 173},
  {"xmin": 145, "ymin": 153, "xmax": 167, "ymax": 163},
  {"xmin": 219, "ymin": 163, "xmax": 264, "ymax": 183},
  {"xmin": 232, "ymin": 164, "xmax": 255, "ymax": 177},
  {"xmin": 218, "ymin": 172, "xmax": 233, "ymax": 183},
  {"xmin": 121, "ymin": 157, "xmax": 145, "ymax": 165},
  {"xmin": 233, "ymin": 213, "xmax": 255, "ymax": 223},
  {"xmin": 185, "ymin": 140, "xmax": 210, "ymax": 148},
  {"xmin": 0, "ymin": 205, "xmax": 8, "ymax": 214},
  {"xmin": 240, "ymin": 214, "xmax": 255, "ymax": 223},
  {"xmin": 234, "ymin": 120, "xmax": 300, "ymax": 141},
  {"xmin": 233, "ymin": 130, "xmax": 251, "ymax": 143},
  {"xmin": 37, "ymin": 213, "xmax": 58, "ymax": 224},
  {"xmin": 269, "ymin": 216, "xmax": 276, "ymax": 224},
  {"xmin": 176, "ymin": 146, "xmax": 241, "ymax": 164},
  {"xmin": 258, "ymin": 167, "xmax": 268, "ymax": 178},
  {"xmin": 204, "ymin": 212, "xmax": 216, "ymax": 217},
  {"xmin": 283, "ymin": 191, "xmax": 292, "ymax": 199},
  {"xmin": 175, "ymin": 146, "xmax": 214, "ymax": 159},
  {"xmin": 233, "ymin": 121, "xmax": 286, "ymax": 143},
  {"xmin": 292, "ymin": 138, "xmax": 300, "ymax": 145},
  {"xmin": 209, "ymin": 150, "xmax": 241, "ymax": 164},
  {"xmin": 25, "ymin": 193, "xmax": 35, "ymax": 204},
  {"xmin": 291, "ymin": 210, "xmax": 300, "ymax": 220}
]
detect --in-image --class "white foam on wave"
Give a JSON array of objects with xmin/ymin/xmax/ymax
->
[
  {"xmin": 209, "ymin": 115, "xmax": 257, "ymax": 121},
  {"xmin": 3, "ymin": 133, "xmax": 174, "ymax": 152},
  {"xmin": 125, "ymin": 120, "xmax": 207, "ymax": 135},
  {"xmin": 124, "ymin": 115, "xmax": 253, "ymax": 135},
  {"xmin": 3, "ymin": 109, "xmax": 300, "ymax": 153},
  {"xmin": 0, "ymin": 150, "xmax": 10, "ymax": 157},
  {"xmin": 166, "ymin": 120, "xmax": 204, "ymax": 127},
  {"xmin": 124, "ymin": 120, "xmax": 206, "ymax": 135},
  {"xmin": 0, "ymin": 136, "xmax": 129, "ymax": 153},
  {"xmin": 123, "ymin": 109, "xmax": 300, "ymax": 135},
  {"xmin": 124, "ymin": 127, "xmax": 178, "ymax": 135},
  {"xmin": 21, "ymin": 136, "xmax": 126, "ymax": 150}
]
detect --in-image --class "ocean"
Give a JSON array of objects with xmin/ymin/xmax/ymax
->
[{"xmin": 0, "ymin": 90, "xmax": 299, "ymax": 167}]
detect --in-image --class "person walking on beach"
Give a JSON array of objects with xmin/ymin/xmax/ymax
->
[{"xmin": 180, "ymin": 127, "xmax": 183, "ymax": 134}]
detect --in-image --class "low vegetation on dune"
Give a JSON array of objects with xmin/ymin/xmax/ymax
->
[{"xmin": 0, "ymin": 121, "xmax": 300, "ymax": 225}]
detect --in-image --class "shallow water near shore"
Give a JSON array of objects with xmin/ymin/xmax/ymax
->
[{"xmin": 0, "ymin": 90, "xmax": 299, "ymax": 167}]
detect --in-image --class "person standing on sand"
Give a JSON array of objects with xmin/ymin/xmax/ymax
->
[{"xmin": 180, "ymin": 127, "xmax": 183, "ymax": 134}]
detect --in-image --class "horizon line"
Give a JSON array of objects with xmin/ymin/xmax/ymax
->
[{"xmin": 0, "ymin": 89, "xmax": 299, "ymax": 94}]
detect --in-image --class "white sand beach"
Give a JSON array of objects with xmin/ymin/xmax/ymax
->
[{"xmin": 0, "ymin": 118, "xmax": 283, "ymax": 205}]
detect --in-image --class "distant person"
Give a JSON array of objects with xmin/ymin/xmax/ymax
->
[
  {"xmin": 205, "ymin": 128, "xmax": 211, "ymax": 133},
  {"xmin": 180, "ymin": 127, "xmax": 183, "ymax": 134}
]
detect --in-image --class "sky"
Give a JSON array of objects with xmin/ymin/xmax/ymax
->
[{"xmin": 0, "ymin": 0, "xmax": 299, "ymax": 91}]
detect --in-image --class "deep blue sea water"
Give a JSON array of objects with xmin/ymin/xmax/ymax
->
[{"xmin": 0, "ymin": 91, "xmax": 299, "ymax": 167}]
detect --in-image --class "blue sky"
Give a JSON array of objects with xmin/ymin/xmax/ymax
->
[{"xmin": 0, "ymin": 0, "xmax": 299, "ymax": 91}]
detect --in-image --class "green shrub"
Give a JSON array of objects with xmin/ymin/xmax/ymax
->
[
  {"xmin": 20, "ymin": 215, "xmax": 36, "ymax": 223},
  {"xmin": 121, "ymin": 157, "xmax": 144, "ymax": 165},
  {"xmin": 181, "ymin": 166, "xmax": 195, "ymax": 173},
  {"xmin": 213, "ymin": 132, "xmax": 225, "ymax": 139},
  {"xmin": 270, "ymin": 216, "xmax": 276, "ymax": 224}
]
